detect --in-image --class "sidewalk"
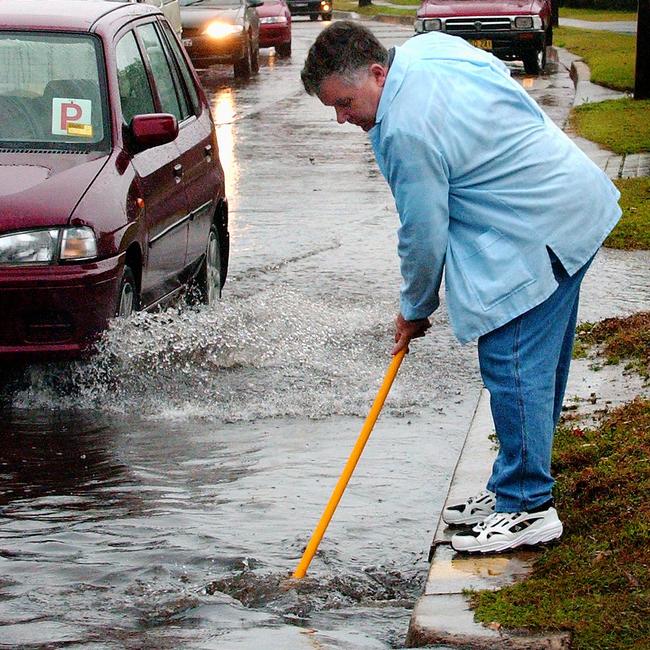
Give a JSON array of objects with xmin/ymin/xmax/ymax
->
[{"xmin": 556, "ymin": 47, "xmax": 650, "ymax": 179}]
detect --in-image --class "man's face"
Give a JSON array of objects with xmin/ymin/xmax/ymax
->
[{"xmin": 317, "ymin": 64, "xmax": 387, "ymax": 132}]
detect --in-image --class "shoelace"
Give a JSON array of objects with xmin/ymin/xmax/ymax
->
[{"xmin": 476, "ymin": 511, "xmax": 521, "ymax": 530}]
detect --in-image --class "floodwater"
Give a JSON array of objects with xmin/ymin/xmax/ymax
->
[{"xmin": 2, "ymin": 20, "xmax": 649, "ymax": 650}]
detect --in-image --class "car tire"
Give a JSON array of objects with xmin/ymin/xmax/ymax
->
[
  {"xmin": 234, "ymin": 39, "xmax": 252, "ymax": 79},
  {"xmin": 322, "ymin": 12, "xmax": 332, "ymax": 20},
  {"xmin": 192, "ymin": 225, "xmax": 221, "ymax": 306},
  {"xmin": 276, "ymin": 41, "xmax": 291, "ymax": 57},
  {"xmin": 522, "ymin": 46, "xmax": 545, "ymax": 75},
  {"xmin": 116, "ymin": 265, "xmax": 138, "ymax": 318}
]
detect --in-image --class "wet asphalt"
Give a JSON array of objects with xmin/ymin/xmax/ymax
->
[{"xmin": 1, "ymin": 18, "xmax": 649, "ymax": 650}]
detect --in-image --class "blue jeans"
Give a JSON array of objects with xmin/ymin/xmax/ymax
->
[{"xmin": 478, "ymin": 251, "xmax": 594, "ymax": 513}]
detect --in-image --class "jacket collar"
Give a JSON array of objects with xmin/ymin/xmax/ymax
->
[{"xmin": 373, "ymin": 45, "xmax": 411, "ymax": 129}]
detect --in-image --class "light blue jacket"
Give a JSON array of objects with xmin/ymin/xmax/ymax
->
[{"xmin": 369, "ymin": 32, "xmax": 621, "ymax": 344}]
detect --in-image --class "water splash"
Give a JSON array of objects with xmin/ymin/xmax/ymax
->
[{"xmin": 9, "ymin": 285, "xmax": 476, "ymax": 421}]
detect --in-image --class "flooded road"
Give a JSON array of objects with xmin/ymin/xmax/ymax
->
[{"xmin": 2, "ymin": 19, "xmax": 649, "ymax": 650}]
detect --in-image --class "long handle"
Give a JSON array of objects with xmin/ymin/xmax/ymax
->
[{"xmin": 292, "ymin": 348, "xmax": 407, "ymax": 579}]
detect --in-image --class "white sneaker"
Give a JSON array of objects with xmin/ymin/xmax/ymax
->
[
  {"xmin": 451, "ymin": 506, "xmax": 563, "ymax": 554},
  {"xmin": 442, "ymin": 490, "xmax": 496, "ymax": 526}
]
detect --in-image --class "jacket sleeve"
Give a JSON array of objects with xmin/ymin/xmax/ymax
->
[{"xmin": 382, "ymin": 129, "xmax": 450, "ymax": 321}]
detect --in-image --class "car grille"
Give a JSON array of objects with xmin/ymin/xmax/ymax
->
[
  {"xmin": 182, "ymin": 27, "xmax": 201, "ymax": 37},
  {"xmin": 444, "ymin": 17, "xmax": 512, "ymax": 32}
]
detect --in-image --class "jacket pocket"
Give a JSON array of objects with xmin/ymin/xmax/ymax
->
[{"xmin": 459, "ymin": 227, "xmax": 535, "ymax": 311}]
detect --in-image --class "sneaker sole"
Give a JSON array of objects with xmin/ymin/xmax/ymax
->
[{"xmin": 452, "ymin": 521, "xmax": 563, "ymax": 554}]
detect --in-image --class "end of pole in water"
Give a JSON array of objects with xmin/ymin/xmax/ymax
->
[{"xmin": 292, "ymin": 349, "xmax": 407, "ymax": 579}]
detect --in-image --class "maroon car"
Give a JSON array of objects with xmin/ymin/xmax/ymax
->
[
  {"xmin": 0, "ymin": 0, "xmax": 229, "ymax": 360},
  {"xmin": 415, "ymin": 0, "xmax": 552, "ymax": 74},
  {"xmin": 256, "ymin": 0, "xmax": 292, "ymax": 57}
]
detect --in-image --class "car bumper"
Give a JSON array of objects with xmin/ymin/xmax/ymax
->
[
  {"xmin": 182, "ymin": 33, "xmax": 246, "ymax": 66},
  {"xmin": 259, "ymin": 24, "xmax": 291, "ymax": 47},
  {"xmin": 287, "ymin": 1, "xmax": 328, "ymax": 16},
  {"xmin": 416, "ymin": 29, "xmax": 545, "ymax": 57},
  {"xmin": 0, "ymin": 254, "xmax": 123, "ymax": 360}
]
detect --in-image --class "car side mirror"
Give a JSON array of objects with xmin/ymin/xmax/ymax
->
[{"xmin": 130, "ymin": 113, "xmax": 179, "ymax": 149}]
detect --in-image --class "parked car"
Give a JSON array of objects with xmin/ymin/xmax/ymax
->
[
  {"xmin": 415, "ymin": 0, "xmax": 552, "ymax": 74},
  {"xmin": 285, "ymin": 0, "xmax": 332, "ymax": 22},
  {"xmin": 256, "ymin": 0, "xmax": 292, "ymax": 57},
  {"xmin": 77, "ymin": 0, "xmax": 183, "ymax": 37},
  {"xmin": 180, "ymin": 0, "xmax": 263, "ymax": 79},
  {"xmin": 0, "ymin": 0, "xmax": 229, "ymax": 360}
]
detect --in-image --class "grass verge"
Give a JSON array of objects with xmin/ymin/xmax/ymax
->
[
  {"xmin": 471, "ymin": 395, "xmax": 650, "ymax": 649},
  {"xmin": 606, "ymin": 177, "xmax": 650, "ymax": 250},
  {"xmin": 554, "ymin": 26, "xmax": 635, "ymax": 90},
  {"xmin": 569, "ymin": 99, "xmax": 650, "ymax": 155},
  {"xmin": 574, "ymin": 312, "xmax": 650, "ymax": 379},
  {"xmin": 335, "ymin": 0, "xmax": 416, "ymax": 16},
  {"xmin": 474, "ymin": 314, "xmax": 650, "ymax": 648},
  {"xmin": 559, "ymin": 7, "xmax": 637, "ymax": 21}
]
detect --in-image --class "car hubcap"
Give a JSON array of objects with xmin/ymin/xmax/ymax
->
[
  {"xmin": 206, "ymin": 232, "xmax": 221, "ymax": 305},
  {"xmin": 118, "ymin": 281, "xmax": 134, "ymax": 318}
]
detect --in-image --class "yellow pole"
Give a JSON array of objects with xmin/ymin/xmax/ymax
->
[{"xmin": 292, "ymin": 348, "xmax": 407, "ymax": 579}]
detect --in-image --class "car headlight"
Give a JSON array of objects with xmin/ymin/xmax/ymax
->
[
  {"xmin": 514, "ymin": 16, "xmax": 534, "ymax": 29},
  {"xmin": 260, "ymin": 16, "xmax": 288, "ymax": 24},
  {"xmin": 0, "ymin": 226, "xmax": 97, "ymax": 265},
  {"xmin": 415, "ymin": 18, "xmax": 442, "ymax": 33},
  {"xmin": 204, "ymin": 22, "xmax": 244, "ymax": 38}
]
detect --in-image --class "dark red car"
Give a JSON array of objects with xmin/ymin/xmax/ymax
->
[
  {"xmin": 0, "ymin": 0, "xmax": 229, "ymax": 360},
  {"xmin": 256, "ymin": 0, "xmax": 292, "ymax": 57},
  {"xmin": 415, "ymin": 0, "xmax": 552, "ymax": 74}
]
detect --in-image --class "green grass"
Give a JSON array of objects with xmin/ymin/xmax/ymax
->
[
  {"xmin": 569, "ymin": 98, "xmax": 650, "ymax": 154},
  {"xmin": 575, "ymin": 312, "xmax": 650, "ymax": 378},
  {"xmin": 554, "ymin": 26, "xmax": 635, "ymax": 90},
  {"xmin": 560, "ymin": 7, "xmax": 637, "ymax": 21},
  {"xmin": 471, "ymin": 396, "xmax": 650, "ymax": 650},
  {"xmin": 336, "ymin": 0, "xmax": 416, "ymax": 16},
  {"xmin": 606, "ymin": 178, "xmax": 650, "ymax": 250}
]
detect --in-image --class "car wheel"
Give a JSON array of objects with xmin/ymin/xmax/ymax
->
[
  {"xmin": 193, "ymin": 225, "xmax": 221, "ymax": 306},
  {"xmin": 116, "ymin": 265, "xmax": 138, "ymax": 318},
  {"xmin": 276, "ymin": 41, "xmax": 291, "ymax": 57},
  {"xmin": 522, "ymin": 48, "xmax": 543, "ymax": 75},
  {"xmin": 234, "ymin": 39, "xmax": 252, "ymax": 79},
  {"xmin": 251, "ymin": 39, "xmax": 260, "ymax": 74},
  {"xmin": 322, "ymin": 12, "xmax": 332, "ymax": 20}
]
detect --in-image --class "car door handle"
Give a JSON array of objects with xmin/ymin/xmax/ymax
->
[
  {"xmin": 204, "ymin": 144, "xmax": 212, "ymax": 161},
  {"xmin": 173, "ymin": 163, "xmax": 183, "ymax": 182}
]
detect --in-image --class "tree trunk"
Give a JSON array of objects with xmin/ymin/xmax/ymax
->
[{"xmin": 635, "ymin": 0, "xmax": 649, "ymax": 99}]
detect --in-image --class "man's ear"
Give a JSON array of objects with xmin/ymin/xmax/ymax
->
[{"xmin": 369, "ymin": 63, "xmax": 388, "ymax": 88}]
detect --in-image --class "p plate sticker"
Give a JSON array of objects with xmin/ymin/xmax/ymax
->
[{"xmin": 52, "ymin": 98, "xmax": 93, "ymax": 137}]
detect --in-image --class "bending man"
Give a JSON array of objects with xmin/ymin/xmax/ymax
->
[{"xmin": 301, "ymin": 21, "xmax": 621, "ymax": 553}]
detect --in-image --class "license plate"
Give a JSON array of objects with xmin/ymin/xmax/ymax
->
[
  {"xmin": 470, "ymin": 39, "xmax": 492, "ymax": 50},
  {"xmin": 182, "ymin": 37, "xmax": 193, "ymax": 47}
]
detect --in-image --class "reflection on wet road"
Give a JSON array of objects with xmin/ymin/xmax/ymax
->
[{"xmin": 1, "ymin": 19, "xmax": 649, "ymax": 650}]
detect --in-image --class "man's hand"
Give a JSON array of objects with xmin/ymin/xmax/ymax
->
[{"xmin": 392, "ymin": 313, "xmax": 431, "ymax": 355}]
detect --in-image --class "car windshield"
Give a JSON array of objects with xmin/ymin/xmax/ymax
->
[
  {"xmin": 0, "ymin": 32, "xmax": 109, "ymax": 151},
  {"xmin": 180, "ymin": 0, "xmax": 241, "ymax": 7}
]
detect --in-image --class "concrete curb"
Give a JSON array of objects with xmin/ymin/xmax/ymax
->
[{"xmin": 405, "ymin": 389, "xmax": 571, "ymax": 648}]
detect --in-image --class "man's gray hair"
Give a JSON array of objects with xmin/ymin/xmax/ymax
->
[{"xmin": 301, "ymin": 21, "xmax": 389, "ymax": 96}]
